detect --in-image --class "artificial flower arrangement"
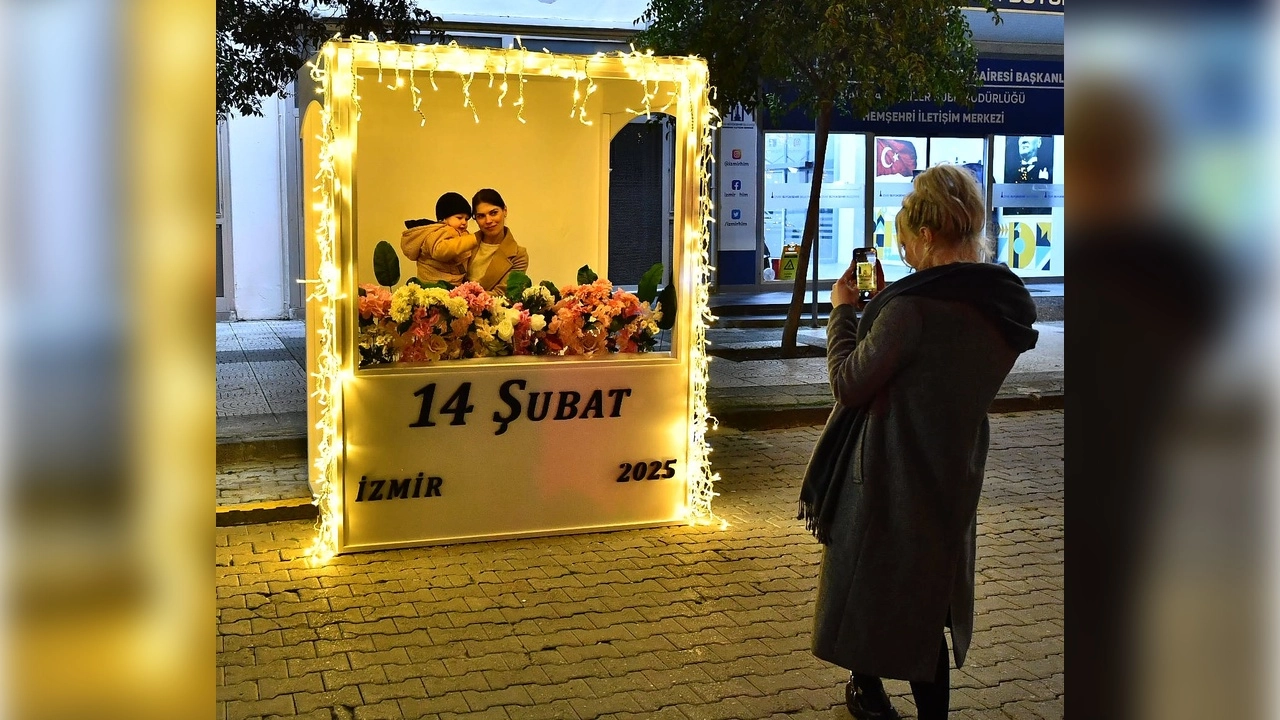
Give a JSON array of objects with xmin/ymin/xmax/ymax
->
[{"xmin": 356, "ymin": 241, "xmax": 674, "ymax": 368}]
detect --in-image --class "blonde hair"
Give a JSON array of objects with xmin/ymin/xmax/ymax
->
[{"xmin": 895, "ymin": 164, "xmax": 991, "ymax": 266}]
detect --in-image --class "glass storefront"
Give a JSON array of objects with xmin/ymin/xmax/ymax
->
[
  {"xmin": 762, "ymin": 133, "xmax": 866, "ymax": 282},
  {"xmin": 759, "ymin": 132, "xmax": 1064, "ymax": 284},
  {"xmin": 874, "ymin": 136, "xmax": 987, "ymax": 281}
]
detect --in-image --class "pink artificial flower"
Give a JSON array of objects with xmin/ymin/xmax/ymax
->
[
  {"xmin": 358, "ymin": 284, "xmax": 392, "ymax": 320},
  {"xmin": 450, "ymin": 281, "xmax": 492, "ymax": 316},
  {"xmin": 408, "ymin": 306, "xmax": 434, "ymax": 340}
]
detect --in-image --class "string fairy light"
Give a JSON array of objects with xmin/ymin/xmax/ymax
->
[
  {"xmin": 303, "ymin": 38, "xmax": 722, "ymax": 556},
  {"xmin": 409, "ymin": 45, "xmax": 425, "ymax": 126},
  {"xmin": 684, "ymin": 62, "xmax": 721, "ymax": 526},
  {"xmin": 388, "ymin": 43, "xmax": 403, "ymax": 90},
  {"xmin": 568, "ymin": 58, "xmax": 582, "ymax": 119},
  {"xmin": 303, "ymin": 49, "xmax": 347, "ymax": 563},
  {"xmin": 347, "ymin": 35, "xmax": 363, "ymax": 120},
  {"xmin": 497, "ymin": 53, "xmax": 510, "ymax": 107},
  {"xmin": 461, "ymin": 68, "xmax": 479, "ymax": 123},
  {"xmin": 514, "ymin": 40, "xmax": 528, "ymax": 123}
]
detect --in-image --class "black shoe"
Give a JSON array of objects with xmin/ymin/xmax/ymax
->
[{"xmin": 845, "ymin": 678, "xmax": 902, "ymax": 720}]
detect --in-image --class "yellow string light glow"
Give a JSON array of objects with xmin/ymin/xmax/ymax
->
[
  {"xmin": 514, "ymin": 41, "xmax": 528, "ymax": 123},
  {"xmin": 347, "ymin": 36, "xmax": 363, "ymax": 120},
  {"xmin": 409, "ymin": 45, "xmax": 425, "ymax": 126},
  {"xmin": 569, "ymin": 58, "xmax": 582, "ymax": 119},
  {"xmin": 579, "ymin": 53, "xmax": 601, "ymax": 126},
  {"xmin": 685, "ymin": 64, "xmax": 721, "ymax": 526},
  {"xmin": 497, "ymin": 54, "xmax": 510, "ymax": 107},
  {"xmin": 304, "ymin": 48, "xmax": 347, "ymax": 564},
  {"xmin": 304, "ymin": 38, "xmax": 721, "ymax": 557},
  {"xmin": 462, "ymin": 68, "xmax": 479, "ymax": 123},
  {"xmin": 388, "ymin": 43, "xmax": 402, "ymax": 90}
]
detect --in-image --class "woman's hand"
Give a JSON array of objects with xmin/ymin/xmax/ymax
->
[{"xmin": 831, "ymin": 268, "xmax": 859, "ymax": 308}]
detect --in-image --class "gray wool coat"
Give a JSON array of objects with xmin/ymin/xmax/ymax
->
[{"xmin": 810, "ymin": 296, "xmax": 1023, "ymax": 682}]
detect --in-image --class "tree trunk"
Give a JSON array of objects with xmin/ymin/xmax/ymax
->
[{"xmin": 781, "ymin": 100, "xmax": 833, "ymax": 355}]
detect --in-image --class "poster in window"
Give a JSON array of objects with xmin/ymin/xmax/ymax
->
[{"xmin": 1003, "ymin": 135, "xmax": 1054, "ymax": 215}]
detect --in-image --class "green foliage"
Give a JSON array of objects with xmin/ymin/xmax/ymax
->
[
  {"xmin": 217, "ymin": 0, "xmax": 446, "ymax": 119},
  {"xmin": 405, "ymin": 276, "xmax": 452, "ymax": 290},
  {"xmin": 539, "ymin": 280, "xmax": 561, "ymax": 301},
  {"xmin": 638, "ymin": 263, "xmax": 664, "ymax": 304},
  {"xmin": 656, "ymin": 283, "xmax": 677, "ymax": 331},
  {"xmin": 505, "ymin": 270, "xmax": 533, "ymax": 304},
  {"xmin": 635, "ymin": 0, "xmax": 1001, "ymax": 118},
  {"xmin": 373, "ymin": 241, "xmax": 401, "ymax": 288},
  {"xmin": 577, "ymin": 265, "xmax": 599, "ymax": 285},
  {"xmin": 636, "ymin": 0, "xmax": 999, "ymax": 352}
]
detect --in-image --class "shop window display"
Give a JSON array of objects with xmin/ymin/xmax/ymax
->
[
  {"xmin": 873, "ymin": 137, "xmax": 986, "ymax": 282},
  {"xmin": 992, "ymin": 135, "xmax": 1065, "ymax": 277},
  {"xmin": 762, "ymin": 132, "xmax": 866, "ymax": 282}
]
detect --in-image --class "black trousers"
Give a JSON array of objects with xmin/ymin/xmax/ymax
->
[{"xmin": 853, "ymin": 636, "xmax": 951, "ymax": 719}]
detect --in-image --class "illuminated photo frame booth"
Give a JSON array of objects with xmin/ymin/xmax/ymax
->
[{"xmin": 300, "ymin": 39, "xmax": 719, "ymax": 558}]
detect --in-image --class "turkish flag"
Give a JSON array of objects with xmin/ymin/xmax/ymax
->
[{"xmin": 876, "ymin": 138, "xmax": 918, "ymax": 176}]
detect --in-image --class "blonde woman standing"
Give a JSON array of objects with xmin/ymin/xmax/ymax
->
[{"xmin": 799, "ymin": 164, "xmax": 1039, "ymax": 719}]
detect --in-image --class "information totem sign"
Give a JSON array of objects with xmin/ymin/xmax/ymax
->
[{"xmin": 300, "ymin": 40, "xmax": 718, "ymax": 557}]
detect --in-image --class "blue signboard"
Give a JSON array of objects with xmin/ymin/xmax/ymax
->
[
  {"xmin": 972, "ymin": 0, "xmax": 1064, "ymax": 13},
  {"xmin": 764, "ymin": 58, "xmax": 1063, "ymax": 137}
]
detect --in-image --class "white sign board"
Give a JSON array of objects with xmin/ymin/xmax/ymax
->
[
  {"xmin": 341, "ymin": 357, "xmax": 689, "ymax": 549},
  {"xmin": 718, "ymin": 105, "xmax": 757, "ymax": 252}
]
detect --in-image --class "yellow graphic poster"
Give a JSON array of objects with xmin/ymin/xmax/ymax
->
[
  {"xmin": 875, "ymin": 208, "xmax": 1061, "ymax": 279},
  {"xmin": 996, "ymin": 216, "xmax": 1055, "ymax": 274}
]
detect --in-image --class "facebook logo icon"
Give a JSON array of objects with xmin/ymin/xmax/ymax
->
[
  {"xmin": 731, "ymin": 180, "xmax": 742, "ymax": 190},
  {"xmin": 730, "ymin": 209, "xmax": 742, "ymax": 220}
]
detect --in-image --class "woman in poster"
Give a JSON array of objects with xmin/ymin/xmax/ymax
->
[{"xmin": 467, "ymin": 188, "xmax": 530, "ymax": 294}]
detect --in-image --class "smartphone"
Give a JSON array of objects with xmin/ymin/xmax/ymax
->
[{"xmin": 852, "ymin": 248, "xmax": 879, "ymax": 303}]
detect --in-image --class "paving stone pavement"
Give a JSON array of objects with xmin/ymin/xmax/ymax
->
[
  {"xmin": 218, "ymin": 321, "xmax": 309, "ymax": 418},
  {"xmin": 217, "ymin": 410, "xmax": 1063, "ymax": 720}
]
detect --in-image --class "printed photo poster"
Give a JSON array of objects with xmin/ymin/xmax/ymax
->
[
  {"xmin": 1006, "ymin": 135, "xmax": 1055, "ymax": 185},
  {"xmin": 1002, "ymin": 135, "xmax": 1054, "ymax": 217},
  {"xmin": 873, "ymin": 136, "xmax": 925, "ymax": 281},
  {"xmin": 994, "ymin": 135, "xmax": 1065, "ymax": 277}
]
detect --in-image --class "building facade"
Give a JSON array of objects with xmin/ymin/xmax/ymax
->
[{"xmin": 217, "ymin": 2, "xmax": 1062, "ymax": 319}]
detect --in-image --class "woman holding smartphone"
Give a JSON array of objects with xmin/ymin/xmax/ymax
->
[{"xmin": 799, "ymin": 164, "xmax": 1039, "ymax": 719}]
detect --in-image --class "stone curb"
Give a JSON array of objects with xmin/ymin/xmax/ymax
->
[
  {"xmin": 712, "ymin": 392, "xmax": 1064, "ymax": 430},
  {"xmin": 216, "ymin": 498, "xmax": 317, "ymax": 527},
  {"xmin": 217, "ymin": 437, "xmax": 306, "ymax": 465}
]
